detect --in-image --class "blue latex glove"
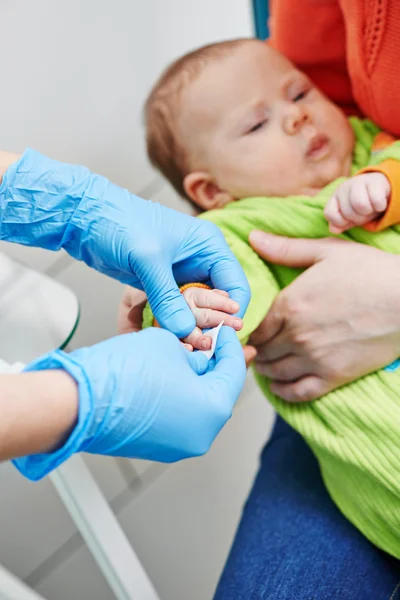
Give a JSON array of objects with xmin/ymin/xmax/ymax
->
[
  {"xmin": 0, "ymin": 150, "xmax": 250, "ymax": 337},
  {"xmin": 13, "ymin": 326, "xmax": 246, "ymax": 481}
]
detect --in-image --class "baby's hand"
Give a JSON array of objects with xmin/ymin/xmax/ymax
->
[
  {"xmin": 324, "ymin": 173, "xmax": 391, "ymax": 234},
  {"xmin": 181, "ymin": 287, "xmax": 243, "ymax": 351}
]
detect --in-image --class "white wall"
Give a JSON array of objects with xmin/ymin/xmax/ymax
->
[
  {"xmin": 0, "ymin": 0, "xmax": 254, "ymax": 193},
  {"xmin": 0, "ymin": 2, "xmax": 275, "ymax": 598}
]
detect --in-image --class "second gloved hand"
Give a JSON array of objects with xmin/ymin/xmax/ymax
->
[
  {"xmin": 13, "ymin": 326, "xmax": 246, "ymax": 481},
  {"xmin": 0, "ymin": 150, "xmax": 250, "ymax": 337}
]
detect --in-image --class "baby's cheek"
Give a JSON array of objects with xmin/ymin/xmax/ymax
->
[{"xmin": 215, "ymin": 147, "xmax": 268, "ymax": 197}]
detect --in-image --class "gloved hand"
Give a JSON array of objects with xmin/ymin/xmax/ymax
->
[
  {"xmin": 13, "ymin": 326, "xmax": 246, "ymax": 481},
  {"xmin": 0, "ymin": 150, "xmax": 250, "ymax": 337}
]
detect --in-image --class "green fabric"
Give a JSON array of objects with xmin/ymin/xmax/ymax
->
[
  {"xmin": 143, "ymin": 117, "xmax": 400, "ymax": 556},
  {"xmin": 142, "ymin": 301, "xmax": 154, "ymax": 330},
  {"xmin": 198, "ymin": 117, "xmax": 400, "ymax": 558}
]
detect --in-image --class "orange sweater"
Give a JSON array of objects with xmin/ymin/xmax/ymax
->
[
  {"xmin": 269, "ymin": 0, "xmax": 400, "ymax": 231},
  {"xmin": 269, "ymin": 0, "xmax": 400, "ymax": 137}
]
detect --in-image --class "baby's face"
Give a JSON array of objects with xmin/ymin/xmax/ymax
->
[{"xmin": 180, "ymin": 42, "xmax": 354, "ymax": 204}]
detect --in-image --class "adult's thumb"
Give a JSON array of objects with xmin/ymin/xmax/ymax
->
[
  {"xmin": 146, "ymin": 268, "xmax": 196, "ymax": 338},
  {"xmin": 249, "ymin": 231, "xmax": 344, "ymax": 268}
]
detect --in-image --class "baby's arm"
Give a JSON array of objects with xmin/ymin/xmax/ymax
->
[
  {"xmin": 324, "ymin": 173, "xmax": 391, "ymax": 234},
  {"xmin": 181, "ymin": 285, "xmax": 243, "ymax": 351}
]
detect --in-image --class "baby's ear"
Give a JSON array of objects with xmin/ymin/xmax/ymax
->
[{"xmin": 184, "ymin": 172, "xmax": 234, "ymax": 210}]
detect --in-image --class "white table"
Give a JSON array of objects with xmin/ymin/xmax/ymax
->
[{"xmin": 0, "ymin": 253, "xmax": 159, "ymax": 600}]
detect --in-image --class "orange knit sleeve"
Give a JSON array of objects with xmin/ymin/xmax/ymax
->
[
  {"xmin": 268, "ymin": 0, "xmax": 360, "ymax": 116},
  {"xmin": 358, "ymin": 160, "xmax": 400, "ymax": 232}
]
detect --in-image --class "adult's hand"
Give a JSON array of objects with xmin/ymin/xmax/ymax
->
[
  {"xmin": 0, "ymin": 150, "xmax": 250, "ymax": 338},
  {"xmin": 13, "ymin": 326, "xmax": 246, "ymax": 480},
  {"xmin": 117, "ymin": 287, "xmax": 148, "ymax": 334},
  {"xmin": 248, "ymin": 232, "xmax": 400, "ymax": 402}
]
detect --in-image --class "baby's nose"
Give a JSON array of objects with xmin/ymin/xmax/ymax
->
[{"xmin": 284, "ymin": 110, "xmax": 310, "ymax": 135}]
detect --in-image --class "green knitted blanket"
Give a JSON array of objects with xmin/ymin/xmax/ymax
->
[{"xmin": 146, "ymin": 118, "xmax": 400, "ymax": 556}]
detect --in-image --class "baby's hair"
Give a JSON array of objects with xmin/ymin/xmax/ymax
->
[{"xmin": 145, "ymin": 38, "xmax": 255, "ymax": 202}]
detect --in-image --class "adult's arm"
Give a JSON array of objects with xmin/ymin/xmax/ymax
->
[
  {"xmin": 8, "ymin": 323, "xmax": 245, "ymax": 480},
  {"xmin": 0, "ymin": 370, "xmax": 78, "ymax": 461},
  {"xmin": 0, "ymin": 149, "xmax": 250, "ymax": 338},
  {"xmin": 269, "ymin": 0, "xmax": 359, "ymax": 116},
  {"xmin": 0, "ymin": 151, "xmax": 21, "ymax": 182},
  {"xmin": 247, "ymin": 232, "xmax": 400, "ymax": 402}
]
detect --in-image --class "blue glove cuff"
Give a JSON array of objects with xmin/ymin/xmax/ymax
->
[
  {"xmin": 0, "ymin": 148, "xmax": 92, "ymax": 251},
  {"xmin": 12, "ymin": 350, "xmax": 94, "ymax": 481}
]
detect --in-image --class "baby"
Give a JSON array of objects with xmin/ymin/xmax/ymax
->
[
  {"xmin": 145, "ymin": 38, "xmax": 397, "ymax": 349},
  {"xmin": 143, "ymin": 38, "xmax": 400, "ymax": 557}
]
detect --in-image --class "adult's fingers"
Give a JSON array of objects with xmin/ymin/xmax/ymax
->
[
  {"xmin": 146, "ymin": 266, "xmax": 196, "ymax": 338},
  {"xmin": 117, "ymin": 288, "xmax": 147, "ymax": 334},
  {"xmin": 249, "ymin": 231, "xmax": 348, "ymax": 268},
  {"xmin": 249, "ymin": 310, "xmax": 283, "ymax": 347},
  {"xmin": 185, "ymin": 345, "xmax": 209, "ymax": 375},
  {"xmin": 270, "ymin": 375, "xmax": 331, "ymax": 403},
  {"xmin": 255, "ymin": 354, "xmax": 310, "ymax": 382},
  {"xmin": 204, "ymin": 326, "xmax": 246, "ymax": 409},
  {"xmin": 208, "ymin": 256, "xmax": 251, "ymax": 319},
  {"xmin": 243, "ymin": 345, "xmax": 257, "ymax": 367}
]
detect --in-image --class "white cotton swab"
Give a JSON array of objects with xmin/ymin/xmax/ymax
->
[{"xmin": 199, "ymin": 320, "xmax": 224, "ymax": 360}]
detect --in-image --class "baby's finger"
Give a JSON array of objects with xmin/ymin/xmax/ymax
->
[
  {"xmin": 324, "ymin": 195, "xmax": 353, "ymax": 231},
  {"xmin": 218, "ymin": 314, "xmax": 243, "ymax": 331},
  {"xmin": 335, "ymin": 185, "xmax": 357, "ymax": 222},
  {"xmin": 181, "ymin": 342, "xmax": 193, "ymax": 352},
  {"xmin": 195, "ymin": 288, "xmax": 239, "ymax": 314},
  {"xmin": 213, "ymin": 289, "xmax": 230, "ymax": 298},
  {"xmin": 195, "ymin": 308, "xmax": 242, "ymax": 330},
  {"xmin": 329, "ymin": 224, "xmax": 346, "ymax": 234},
  {"xmin": 348, "ymin": 183, "xmax": 374, "ymax": 217},
  {"xmin": 366, "ymin": 175, "xmax": 390, "ymax": 213},
  {"xmin": 183, "ymin": 326, "xmax": 212, "ymax": 351}
]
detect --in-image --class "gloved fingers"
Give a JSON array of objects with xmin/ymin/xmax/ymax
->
[
  {"xmin": 92, "ymin": 262, "xmax": 144, "ymax": 289},
  {"xmin": 170, "ymin": 250, "xmax": 250, "ymax": 321},
  {"xmin": 208, "ymin": 257, "xmax": 251, "ymax": 319},
  {"xmin": 144, "ymin": 267, "xmax": 196, "ymax": 338},
  {"xmin": 185, "ymin": 346, "xmax": 209, "ymax": 375},
  {"xmin": 204, "ymin": 326, "xmax": 246, "ymax": 408}
]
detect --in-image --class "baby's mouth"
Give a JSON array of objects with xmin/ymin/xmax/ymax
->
[{"xmin": 306, "ymin": 134, "xmax": 330, "ymax": 160}]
